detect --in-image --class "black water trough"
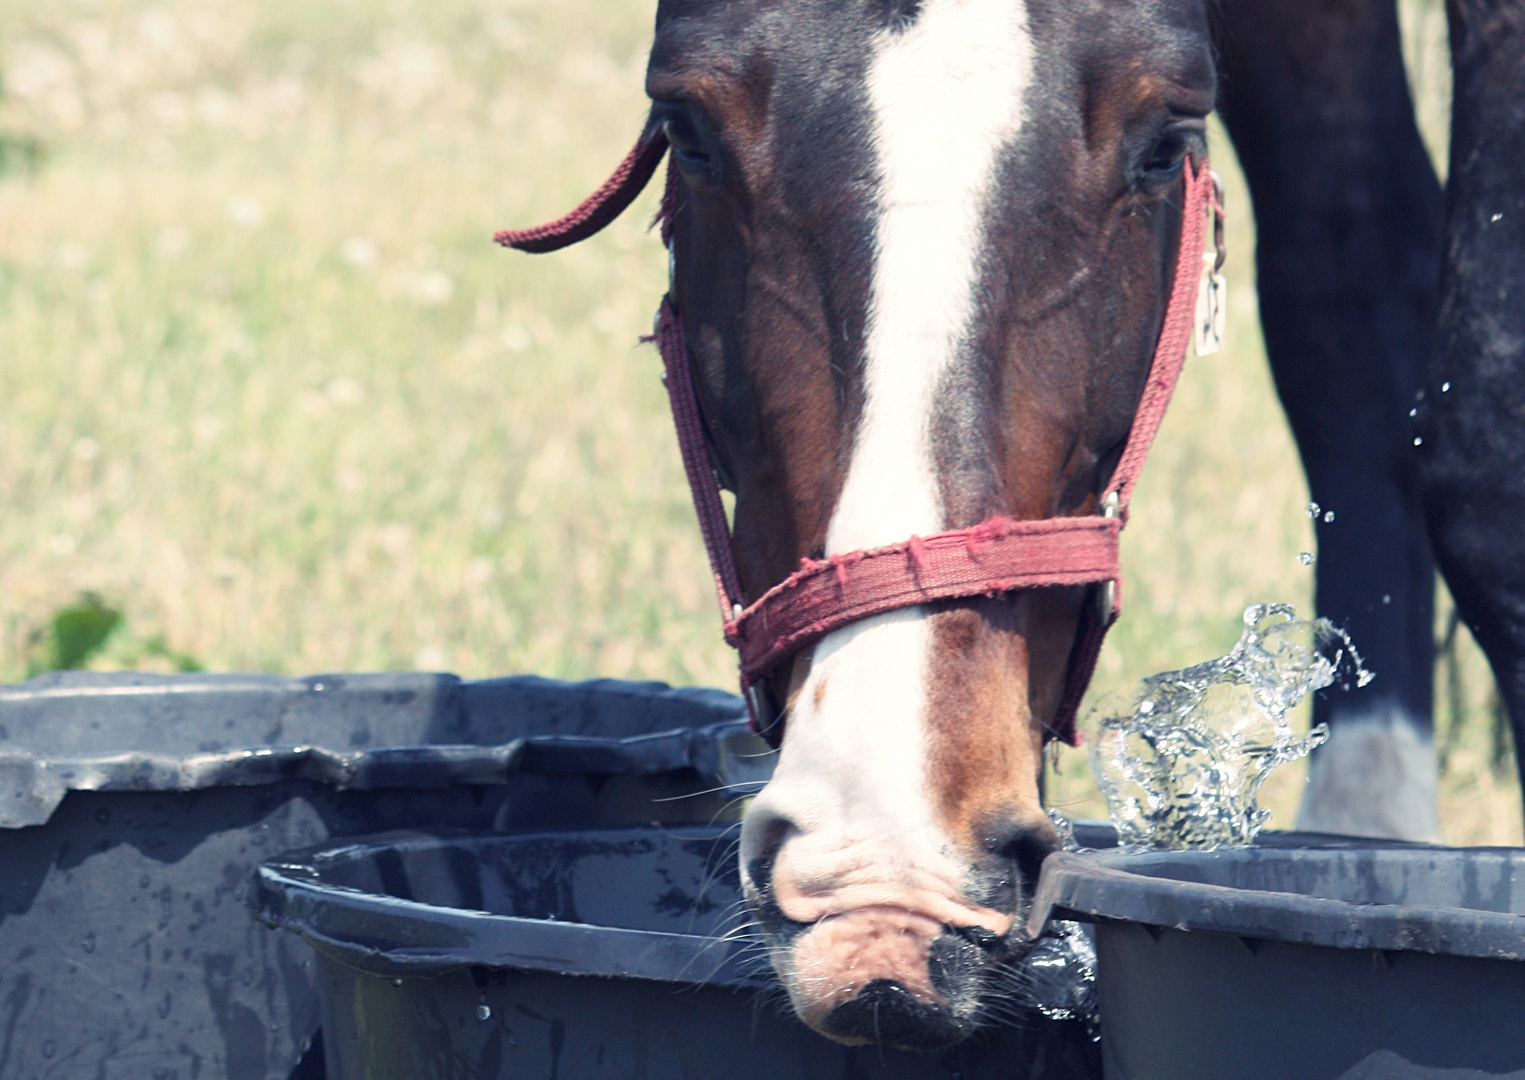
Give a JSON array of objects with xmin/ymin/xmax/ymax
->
[
  {"xmin": 254, "ymin": 825, "xmax": 1106, "ymax": 1080},
  {"xmin": 0, "ymin": 671, "xmax": 767, "ymax": 1080},
  {"xmin": 1030, "ymin": 841, "xmax": 1525, "ymax": 1080}
]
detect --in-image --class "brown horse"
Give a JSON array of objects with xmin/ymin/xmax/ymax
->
[{"xmin": 643, "ymin": 0, "xmax": 1210, "ymax": 1050}]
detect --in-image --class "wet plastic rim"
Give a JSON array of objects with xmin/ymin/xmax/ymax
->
[
  {"xmin": 253, "ymin": 826, "xmax": 771, "ymax": 986},
  {"xmin": 1029, "ymin": 847, "xmax": 1525, "ymax": 961}
]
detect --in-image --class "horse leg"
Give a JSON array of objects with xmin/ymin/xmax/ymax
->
[
  {"xmin": 1211, "ymin": 0, "xmax": 1445, "ymax": 839},
  {"xmin": 1420, "ymin": 0, "xmax": 1525, "ymax": 808}
]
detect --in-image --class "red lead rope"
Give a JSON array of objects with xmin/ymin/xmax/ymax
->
[{"xmin": 498, "ymin": 133, "xmax": 1217, "ymax": 746}]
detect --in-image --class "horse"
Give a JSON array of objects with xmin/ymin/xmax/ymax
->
[{"xmin": 498, "ymin": 0, "xmax": 1525, "ymax": 1052}]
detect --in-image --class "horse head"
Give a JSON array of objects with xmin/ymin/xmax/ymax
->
[
  {"xmin": 504, "ymin": 0, "xmax": 1216, "ymax": 1050},
  {"xmin": 649, "ymin": 0, "xmax": 1214, "ymax": 1049}
]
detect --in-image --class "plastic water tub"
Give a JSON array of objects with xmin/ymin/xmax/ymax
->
[
  {"xmin": 0, "ymin": 671, "xmax": 766, "ymax": 1080},
  {"xmin": 1030, "ymin": 840, "xmax": 1525, "ymax": 1080},
  {"xmin": 254, "ymin": 824, "xmax": 1105, "ymax": 1080}
]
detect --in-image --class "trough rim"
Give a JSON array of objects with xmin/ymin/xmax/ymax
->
[
  {"xmin": 1029, "ymin": 845, "xmax": 1525, "ymax": 961},
  {"xmin": 254, "ymin": 824, "xmax": 774, "ymax": 987}
]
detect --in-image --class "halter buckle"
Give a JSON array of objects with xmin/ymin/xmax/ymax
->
[{"xmin": 1096, "ymin": 491, "xmax": 1120, "ymax": 627}]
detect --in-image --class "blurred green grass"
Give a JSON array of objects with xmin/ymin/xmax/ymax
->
[{"xmin": 0, "ymin": 0, "xmax": 1514, "ymax": 843}]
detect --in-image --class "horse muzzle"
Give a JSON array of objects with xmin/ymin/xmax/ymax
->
[{"xmin": 742, "ymin": 810, "xmax": 1055, "ymax": 1050}]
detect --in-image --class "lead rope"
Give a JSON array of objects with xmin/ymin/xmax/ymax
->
[{"xmin": 493, "ymin": 133, "xmax": 669, "ymax": 253}]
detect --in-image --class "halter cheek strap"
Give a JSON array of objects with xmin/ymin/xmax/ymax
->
[{"xmin": 497, "ymin": 131, "xmax": 1218, "ymax": 747}]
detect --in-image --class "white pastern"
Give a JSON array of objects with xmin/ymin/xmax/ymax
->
[
  {"xmin": 827, "ymin": 0, "xmax": 1034, "ymax": 554},
  {"xmin": 1297, "ymin": 708, "xmax": 1441, "ymax": 842}
]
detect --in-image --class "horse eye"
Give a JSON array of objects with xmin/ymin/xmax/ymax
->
[
  {"xmin": 662, "ymin": 116, "xmax": 712, "ymax": 172},
  {"xmin": 1145, "ymin": 132, "xmax": 1189, "ymax": 176}
]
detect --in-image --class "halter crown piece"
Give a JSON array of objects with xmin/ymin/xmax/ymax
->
[{"xmin": 496, "ymin": 130, "xmax": 1221, "ymax": 747}]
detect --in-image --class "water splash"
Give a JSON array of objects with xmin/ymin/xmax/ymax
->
[
  {"xmin": 1085, "ymin": 603, "xmax": 1371, "ymax": 851},
  {"xmin": 1015, "ymin": 605, "xmax": 1371, "ymax": 1031}
]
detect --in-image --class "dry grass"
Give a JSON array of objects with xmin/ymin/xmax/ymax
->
[{"xmin": 0, "ymin": 0, "xmax": 1514, "ymax": 844}]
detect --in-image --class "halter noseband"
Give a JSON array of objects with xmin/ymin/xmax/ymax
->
[{"xmin": 497, "ymin": 131, "xmax": 1220, "ymax": 747}]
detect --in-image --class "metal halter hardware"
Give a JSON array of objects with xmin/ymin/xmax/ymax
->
[
  {"xmin": 1096, "ymin": 491, "xmax": 1122, "ymax": 629},
  {"xmin": 497, "ymin": 135, "xmax": 1220, "ymax": 746}
]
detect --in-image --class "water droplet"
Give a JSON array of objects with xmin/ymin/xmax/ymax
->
[
  {"xmin": 1298, "ymin": 552, "xmax": 1315, "ymax": 566},
  {"xmin": 1305, "ymin": 501, "xmax": 1321, "ymax": 519},
  {"xmin": 391, "ymin": 978, "xmax": 403, "ymax": 987},
  {"xmin": 1442, "ymin": 381, "xmax": 1451, "ymax": 392},
  {"xmin": 1492, "ymin": 212, "xmax": 1504, "ymax": 223},
  {"xmin": 1323, "ymin": 511, "xmax": 1335, "ymax": 523},
  {"xmin": 82, "ymin": 932, "xmax": 96, "ymax": 953},
  {"xmin": 1415, "ymin": 389, "xmax": 1425, "ymax": 401},
  {"xmin": 1414, "ymin": 436, "xmax": 1423, "ymax": 446},
  {"xmin": 1409, "ymin": 407, "xmax": 1418, "ymax": 418},
  {"xmin": 1383, "ymin": 594, "xmax": 1392, "ymax": 604},
  {"xmin": 477, "ymin": 1004, "xmax": 492, "ymax": 1021}
]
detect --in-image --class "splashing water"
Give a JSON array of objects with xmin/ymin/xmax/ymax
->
[
  {"xmin": 1085, "ymin": 603, "xmax": 1372, "ymax": 850},
  {"xmin": 1015, "ymin": 604, "xmax": 1371, "ymax": 1031}
]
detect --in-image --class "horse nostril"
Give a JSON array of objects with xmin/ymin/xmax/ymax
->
[
  {"xmin": 984, "ymin": 818, "xmax": 1061, "ymax": 897},
  {"xmin": 740, "ymin": 807, "xmax": 797, "ymax": 897}
]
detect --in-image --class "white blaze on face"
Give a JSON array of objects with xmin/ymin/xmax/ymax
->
[
  {"xmin": 830, "ymin": 0, "xmax": 1034, "ymax": 554},
  {"xmin": 746, "ymin": 0, "xmax": 1035, "ymax": 915}
]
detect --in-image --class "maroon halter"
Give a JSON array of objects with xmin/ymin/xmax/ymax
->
[{"xmin": 497, "ymin": 132, "xmax": 1217, "ymax": 746}]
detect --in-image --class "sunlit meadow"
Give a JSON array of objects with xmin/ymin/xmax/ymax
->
[{"xmin": 0, "ymin": 0, "xmax": 1514, "ymax": 843}]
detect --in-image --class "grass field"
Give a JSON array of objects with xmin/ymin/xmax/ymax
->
[{"xmin": 1, "ymin": 0, "xmax": 1516, "ymax": 844}]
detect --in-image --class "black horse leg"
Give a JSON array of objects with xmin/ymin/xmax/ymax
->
[
  {"xmin": 1420, "ymin": 1, "xmax": 1525, "ymax": 798},
  {"xmin": 1211, "ymin": 0, "xmax": 1444, "ymax": 838}
]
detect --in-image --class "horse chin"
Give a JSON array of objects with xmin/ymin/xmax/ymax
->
[{"xmin": 769, "ymin": 906, "xmax": 1019, "ymax": 1051}]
